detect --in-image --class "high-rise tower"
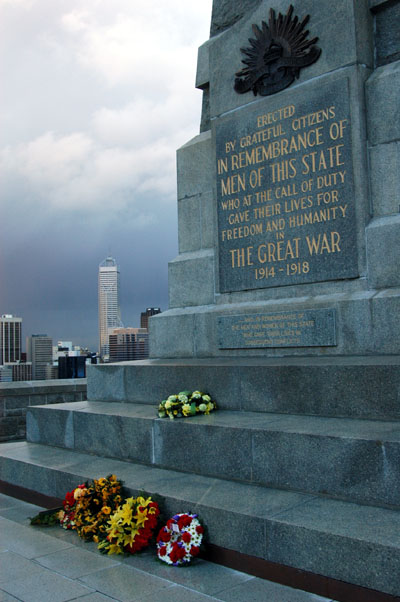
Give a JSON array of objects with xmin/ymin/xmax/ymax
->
[
  {"xmin": 26, "ymin": 334, "xmax": 52, "ymax": 380},
  {"xmin": 98, "ymin": 256, "xmax": 123, "ymax": 360},
  {"xmin": 0, "ymin": 314, "xmax": 22, "ymax": 365}
]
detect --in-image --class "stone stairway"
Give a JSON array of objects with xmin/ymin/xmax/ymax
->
[{"xmin": 1, "ymin": 357, "xmax": 400, "ymax": 598}]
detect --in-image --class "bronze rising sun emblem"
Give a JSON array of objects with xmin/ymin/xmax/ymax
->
[{"xmin": 234, "ymin": 4, "xmax": 321, "ymax": 97}]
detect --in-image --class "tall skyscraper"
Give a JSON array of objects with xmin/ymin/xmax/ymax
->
[
  {"xmin": 0, "ymin": 314, "xmax": 22, "ymax": 365},
  {"xmin": 98, "ymin": 256, "xmax": 123, "ymax": 360},
  {"xmin": 26, "ymin": 335, "xmax": 52, "ymax": 380}
]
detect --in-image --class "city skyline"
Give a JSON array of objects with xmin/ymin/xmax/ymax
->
[{"xmin": 0, "ymin": 1, "xmax": 212, "ymax": 350}]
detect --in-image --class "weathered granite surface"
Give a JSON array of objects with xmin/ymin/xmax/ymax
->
[
  {"xmin": 0, "ymin": 380, "xmax": 86, "ymax": 442},
  {"xmin": 2, "ymin": 440, "xmax": 400, "ymax": 596},
  {"xmin": 26, "ymin": 400, "xmax": 400, "ymax": 507},
  {"xmin": 151, "ymin": 0, "xmax": 399, "ymax": 359},
  {"xmin": 87, "ymin": 358, "xmax": 400, "ymax": 420}
]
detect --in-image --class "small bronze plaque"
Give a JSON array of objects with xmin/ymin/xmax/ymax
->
[{"xmin": 218, "ymin": 308, "xmax": 336, "ymax": 348}]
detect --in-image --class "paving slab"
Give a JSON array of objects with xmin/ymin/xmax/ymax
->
[
  {"xmin": 0, "ymin": 591, "xmax": 20, "ymax": 601},
  {"xmin": 140, "ymin": 584, "xmax": 222, "ymax": 601},
  {"xmin": 35, "ymin": 546, "xmax": 121, "ymax": 579},
  {"xmin": 0, "ymin": 551, "xmax": 45, "ymax": 584},
  {"xmin": 1, "ymin": 566, "xmax": 95, "ymax": 602},
  {"xmin": 0, "ymin": 517, "xmax": 73, "ymax": 559},
  {"xmin": 217, "ymin": 577, "xmax": 333, "ymax": 601},
  {"xmin": 68, "ymin": 594, "xmax": 118, "ymax": 602},
  {"xmin": 0, "ymin": 493, "xmax": 337, "ymax": 602},
  {"xmin": 77, "ymin": 564, "xmax": 173, "ymax": 601},
  {"xmin": 122, "ymin": 553, "xmax": 252, "ymax": 596}
]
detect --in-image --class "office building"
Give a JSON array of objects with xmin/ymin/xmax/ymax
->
[
  {"xmin": 0, "ymin": 365, "xmax": 13, "ymax": 382},
  {"xmin": 9, "ymin": 362, "xmax": 32, "ymax": 381},
  {"xmin": 26, "ymin": 335, "xmax": 53, "ymax": 380},
  {"xmin": 0, "ymin": 314, "xmax": 22, "ymax": 365},
  {"xmin": 140, "ymin": 307, "xmax": 161, "ymax": 330},
  {"xmin": 109, "ymin": 328, "xmax": 149, "ymax": 362},
  {"xmin": 45, "ymin": 365, "xmax": 59, "ymax": 380},
  {"xmin": 58, "ymin": 356, "xmax": 86, "ymax": 379},
  {"xmin": 98, "ymin": 256, "xmax": 123, "ymax": 360}
]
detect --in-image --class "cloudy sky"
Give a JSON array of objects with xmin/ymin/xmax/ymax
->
[{"xmin": 0, "ymin": 0, "xmax": 212, "ymax": 351}]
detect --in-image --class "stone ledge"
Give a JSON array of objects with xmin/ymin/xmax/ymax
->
[
  {"xmin": 0, "ymin": 379, "xmax": 87, "ymax": 396},
  {"xmin": 1, "ymin": 441, "xmax": 400, "ymax": 596},
  {"xmin": 150, "ymin": 289, "xmax": 400, "ymax": 357},
  {"xmin": 0, "ymin": 379, "xmax": 87, "ymax": 442},
  {"xmin": 25, "ymin": 401, "xmax": 400, "ymax": 507},
  {"xmin": 87, "ymin": 358, "xmax": 400, "ymax": 419}
]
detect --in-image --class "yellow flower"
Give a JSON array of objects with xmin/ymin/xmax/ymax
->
[
  {"xmin": 123, "ymin": 529, "xmax": 139, "ymax": 547},
  {"xmin": 108, "ymin": 543, "xmax": 123, "ymax": 555},
  {"xmin": 102, "ymin": 506, "xmax": 112, "ymax": 515},
  {"xmin": 119, "ymin": 505, "xmax": 133, "ymax": 525},
  {"xmin": 182, "ymin": 404, "xmax": 191, "ymax": 416},
  {"xmin": 134, "ymin": 510, "xmax": 148, "ymax": 528}
]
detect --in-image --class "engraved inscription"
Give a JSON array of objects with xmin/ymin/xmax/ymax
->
[
  {"xmin": 216, "ymin": 78, "xmax": 358, "ymax": 293},
  {"xmin": 218, "ymin": 309, "xmax": 336, "ymax": 349}
]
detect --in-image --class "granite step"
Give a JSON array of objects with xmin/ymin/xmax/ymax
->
[
  {"xmin": 86, "ymin": 357, "xmax": 400, "ymax": 420},
  {"xmin": 26, "ymin": 401, "xmax": 400, "ymax": 508},
  {"xmin": 1, "ymin": 440, "xmax": 400, "ymax": 597}
]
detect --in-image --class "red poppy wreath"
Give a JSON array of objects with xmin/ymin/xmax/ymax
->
[{"xmin": 156, "ymin": 513, "xmax": 204, "ymax": 565}]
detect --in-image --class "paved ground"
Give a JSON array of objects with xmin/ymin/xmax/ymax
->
[{"xmin": 0, "ymin": 493, "xmax": 337, "ymax": 602}]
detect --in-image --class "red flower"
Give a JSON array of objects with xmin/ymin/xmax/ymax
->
[
  {"xmin": 169, "ymin": 544, "xmax": 186, "ymax": 563},
  {"xmin": 63, "ymin": 490, "xmax": 75, "ymax": 508},
  {"xmin": 190, "ymin": 545, "xmax": 200, "ymax": 556},
  {"xmin": 166, "ymin": 519, "xmax": 175, "ymax": 530},
  {"xmin": 157, "ymin": 528, "xmax": 171, "ymax": 543},
  {"xmin": 147, "ymin": 516, "xmax": 158, "ymax": 529},
  {"xmin": 178, "ymin": 515, "xmax": 192, "ymax": 530},
  {"xmin": 159, "ymin": 546, "xmax": 167, "ymax": 556},
  {"xmin": 196, "ymin": 525, "xmax": 204, "ymax": 534},
  {"xmin": 181, "ymin": 531, "xmax": 191, "ymax": 543}
]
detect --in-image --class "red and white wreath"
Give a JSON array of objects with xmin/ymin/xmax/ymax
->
[{"xmin": 156, "ymin": 513, "xmax": 204, "ymax": 565}]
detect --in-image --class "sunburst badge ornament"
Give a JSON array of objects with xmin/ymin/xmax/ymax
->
[{"xmin": 234, "ymin": 4, "xmax": 321, "ymax": 97}]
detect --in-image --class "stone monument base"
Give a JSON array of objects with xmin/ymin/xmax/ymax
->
[{"xmin": 1, "ymin": 357, "xmax": 400, "ymax": 598}]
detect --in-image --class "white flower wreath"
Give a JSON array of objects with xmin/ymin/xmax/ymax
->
[{"xmin": 156, "ymin": 513, "xmax": 204, "ymax": 565}]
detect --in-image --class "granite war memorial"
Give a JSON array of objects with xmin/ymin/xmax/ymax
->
[{"xmin": 1, "ymin": 1, "xmax": 400, "ymax": 599}]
